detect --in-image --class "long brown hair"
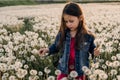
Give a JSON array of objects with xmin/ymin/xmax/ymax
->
[{"xmin": 58, "ymin": 2, "xmax": 95, "ymax": 50}]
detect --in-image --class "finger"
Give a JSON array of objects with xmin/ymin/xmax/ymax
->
[
  {"xmin": 94, "ymin": 47, "xmax": 100, "ymax": 51},
  {"xmin": 95, "ymin": 51, "xmax": 100, "ymax": 55},
  {"xmin": 94, "ymin": 48, "xmax": 97, "ymax": 50},
  {"xmin": 39, "ymin": 49, "xmax": 44, "ymax": 53},
  {"xmin": 40, "ymin": 51, "xmax": 46, "ymax": 56},
  {"xmin": 42, "ymin": 50, "xmax": 46, "ymax": 56},
  {"xmin": 39, "ymin": 53, "xmax": 44, "ymax": 56},
  {"xmin": 39, "ymin": 50, "xmax": 43, "ymax": 54},
  {"xmin": 39, "ymin": 50, "xmax": 44, "ymax": 56}
]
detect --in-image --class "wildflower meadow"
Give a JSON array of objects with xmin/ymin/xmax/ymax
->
[{"xmin": 0, "ymin": 3, "xmax": 120, "ymax": 80}]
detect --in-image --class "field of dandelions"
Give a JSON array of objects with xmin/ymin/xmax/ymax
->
[{"xmin": 0, "ymin": 2, "xmax": 120, "ymax": 80}]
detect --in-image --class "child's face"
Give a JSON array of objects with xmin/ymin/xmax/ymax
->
[{"xmin": 63, "ymin": 14, "xmax": 79, "ymax": 32}]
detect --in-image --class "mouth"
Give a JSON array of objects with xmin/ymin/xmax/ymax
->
[{"xmin": 69, "ymin": 27, "xmax": 73, "ymax": 30}]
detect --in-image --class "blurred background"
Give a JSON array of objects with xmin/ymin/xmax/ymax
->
[{"xmin": 0, "ymin": 0, "xmax": 120, "ymax": 7}]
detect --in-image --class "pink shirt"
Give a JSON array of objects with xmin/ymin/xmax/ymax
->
[{"xmin": 68, "ymin": 37, "xmax": 75, "ymax": 72}]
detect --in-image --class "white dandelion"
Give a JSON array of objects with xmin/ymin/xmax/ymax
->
[
  {"xmin": 30, "ymin": 69, "xmax": 37, "ymax": 76},
  {"xmin": 69, "ymin": 70, "xmax": 78, "ymax": 78},
  {"xmin": 44, "ymin": 67, "xmax": 51, "ymax": 74},
  {"xmin": 55, "ymin": 69, "xmax": 61, "ymax": 76},
  {"xmin": 47, "ymin": 76, "xmax": 55, "ymax": 80},
  {"xmin": 38, "ymin": 71, "xmax": 43, "ymax": 76}
]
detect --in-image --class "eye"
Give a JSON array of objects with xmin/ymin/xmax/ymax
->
[
  {"xmin": 69, "ymin": 20, "xmax": 74, "ymax": 23},
  {"xmin": 64, "ymin": 21, "xmax": 68, "ymax": 23}
]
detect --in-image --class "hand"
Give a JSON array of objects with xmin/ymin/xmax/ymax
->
[
  {"xmin": 39, "ymin": 48, "xmax": 49, "ymax": 57},
  {"xmin": 94, "ymin": 47, "xmax": 100, "ymax": 56}
]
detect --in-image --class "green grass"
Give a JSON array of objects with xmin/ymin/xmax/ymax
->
[
  {"xmin": 0, "ymin": 0, "xmax": 38, "ymax": 7},
  {"xmin": 0, "ymin": 0, "xmax": 68, "ymax": 7}
]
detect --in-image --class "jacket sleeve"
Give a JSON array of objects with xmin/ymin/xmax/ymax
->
[
  {"xmin": 48, "ymin": 32, "xmax": 61, "ymax": 55},
  {"xmin": 89, "ymin": 36, "xmax": 96, "ymax": 58}
]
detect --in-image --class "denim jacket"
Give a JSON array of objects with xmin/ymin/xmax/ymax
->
[{"xmin": 48, "ymin": 30, "xmax": 96, "ymax": 76}]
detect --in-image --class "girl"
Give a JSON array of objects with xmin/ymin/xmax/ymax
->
[{"xmin": 39, "ymin": 2, "xmax": 100, "ymax": 80}]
